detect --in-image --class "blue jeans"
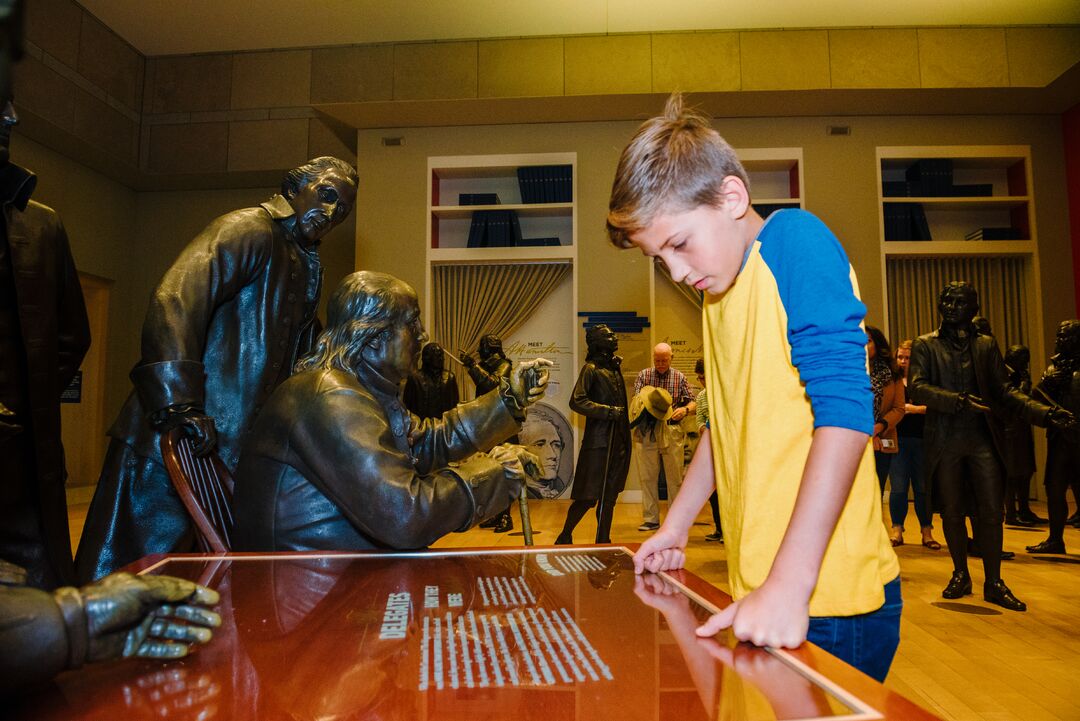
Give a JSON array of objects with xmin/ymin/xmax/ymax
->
[
  {"xmin": 874, "ymin": 451, "xmax": 893, "ymax": 494},
  {"xmin": 806, "ymin": 577, "xmax": 902, "ymax": 683},
  {"xmin": 889, "ymin": 436, "xmax": 932, "ymax": 529}
]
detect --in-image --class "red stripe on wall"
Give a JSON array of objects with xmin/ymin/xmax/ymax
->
[{"xmin": 1065, "ymin": 102, "xmax": 1080, "ymax": 315}]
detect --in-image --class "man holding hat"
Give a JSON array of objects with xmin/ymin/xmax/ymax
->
[{"xmin": 631, "ymin": 344, "xmax": 695, "ymax": 531}]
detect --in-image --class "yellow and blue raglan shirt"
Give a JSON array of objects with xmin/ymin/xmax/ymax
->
[{"xmin": 703, "ymin": 209, "xmax": 899, "ymax": 618}]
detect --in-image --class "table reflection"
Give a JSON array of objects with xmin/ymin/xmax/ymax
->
[{"xmin": 13, "ymin": 549, "xmax": 869, "ymax": 721}]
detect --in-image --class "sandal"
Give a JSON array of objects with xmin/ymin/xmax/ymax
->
[
  {"xmin": 922, "ymin": 538, "xmax": 941, "ymax": 550},
  {"xmin": 889, "ymin": 527, "xmax": 904, "ymax": 547}
]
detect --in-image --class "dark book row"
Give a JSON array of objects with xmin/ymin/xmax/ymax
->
[
  {"xmin": 882, "ymin": 159, "xmax": 994, "ymax": 198},
  {"xmin": 884, "ymin": 203, "xmax": 932, "ymax": 241},
  {"xmin": 753, "ymin": 203, "xmax": 798, "ymax": 219},
  {"xmin": 517, "ymin": 165, "xmax": 572, "ymax": 204},
  {"xmin": 466, "ymin": 210, "xmax": 563, "ymax": 248}
]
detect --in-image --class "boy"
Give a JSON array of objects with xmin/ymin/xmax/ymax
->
[{"xmin": 611, "ymin": 95, "xmax": 900, "ymax": 682}]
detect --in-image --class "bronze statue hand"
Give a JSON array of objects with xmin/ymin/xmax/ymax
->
[
  {"xmin": 458, "ymin": 350, "xmax": 476, "ymax": 369},
  {"xmin": 957, "ymin": 392, "xmax": 990, "ymax": 413},
  {"xmin": 488, "ymin": 444, "xmax": 541, "ymax": 483},
  {"xmin": 606, "ymin": 405, "xmax": 625, "ymax": 420},
  {"xmin": 1047, "ymin": 406, "xmax": 1077, "ymax": 429},
  {"xmin": 0, "ymin": 401, "xmax": 21, "ymax": 442},
  {"xmin": 0, "ymin": 559, "xmax": 27, "ymax": 586},
  {"xmin": 171, "ymin": 411, "xmax": 219, "ymax": 457},
  {"xmin": 509, "ymin": 358, "xmax": 554, "ymax": 408},
  {"xmin": 75, "ymin": 572, "xmax": 221, "ymax": 663}
]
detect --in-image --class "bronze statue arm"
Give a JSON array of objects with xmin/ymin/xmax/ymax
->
[
  {"xmin": 985, "ymin": 345, "xmax": 1052, "ymax": 427},
  {"xmin": 570, "ymin": 365, "xmax": 623, "ymax": 420},
  {"xmin": 52, "ymin": 216, "xmax": 91, "ymax": 395},
  {"xmin": 907, "ymin": 337, "xmax": 964, "ymax": 412},
  {"xmin": 1, "ymin": 574, "xmax": 219, "ymax": 695},
  {"xmin": 131, "ymin": 213, "xmax": 273, "ymax": 414},
  {"xmin": 290, "ymin": 388, "xmax": 521, "ymax": 549}
]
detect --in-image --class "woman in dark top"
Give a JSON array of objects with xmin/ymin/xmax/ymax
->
[{"xmin": 888, "ymin": 339, "xmax": 940, "ymax": 549}]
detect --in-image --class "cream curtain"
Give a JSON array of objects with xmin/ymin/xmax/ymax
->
[
  {"xmin": 433, "ymin": 262, "xmax": 572, "ymax": 397},
  {"xmin": 886, "ymin": 256, "xmax": 1028, "ymax": 348},
  {"xmin": 655, "ymin": 259, "xmax": 703, "ymax": 309}
]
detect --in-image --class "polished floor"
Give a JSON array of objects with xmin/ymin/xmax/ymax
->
[{"xmin": 66, "ymin": 491, "xmax": 1080, "ymax": 721}]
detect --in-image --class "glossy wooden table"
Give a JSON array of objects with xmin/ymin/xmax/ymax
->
[{"xmin": 11, "ymin": 546, "xmax": 940, "ymax": 721}]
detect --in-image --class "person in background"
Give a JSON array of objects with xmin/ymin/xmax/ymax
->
[
  {"xmin": 866, "ymin": 325, "xmax": 904, "ymax": 494},
  {"xmin": 888, "ymin": 340, "xmax": 939, "ymax": 549},
  {"xmin": 694, "ymin": 358, "xmax": 722, "ymax": 542},
  {"xmin": 633, "ymin": 343, "xmax": 695, "ymax": 531}
]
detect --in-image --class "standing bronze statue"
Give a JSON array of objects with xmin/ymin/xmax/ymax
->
[
  {"xmin": 1027, "ymin": 320, "xmax": 1080, "ymax": 554},
  {"xmin": 0, "ymin": 5, "xmax": 219, "ymax": 695},
  {"xmin": 402, "ymin": 342, "xmax": 459, "ymax": 419},
  {"xmin": 0, "ymin": 87, "xmax": 91, "ymax": 590},
  {"xmin": 461, "ymin": 334, "xmax": 517, "ymax": 533},
  {"xmin": 908, "ymin": 281, "xmax": 1073, "ymax": 611},
  {"xmin": 1001, "ymin": 344, "xmax": 1043, "ymax": 526},
  {"xmin": 76, "ymin": 157, "xmax": 358, "ymax": 581},
  {"xmin": 232, "ymin": 272, "xmax": 550, "ymax": 551},
  {"xmin": 556, "ymin": 324, "xmax": 631, "ymax": 544}
]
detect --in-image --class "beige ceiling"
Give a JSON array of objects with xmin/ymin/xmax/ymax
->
[{"xmin": 80, "ymin": 0, "xmax": 1080, "ymax": 57}]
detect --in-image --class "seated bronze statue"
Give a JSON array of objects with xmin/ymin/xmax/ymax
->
[{"xmin": 232, "ymin": 271, "xmax": 550, "ymax": 552}]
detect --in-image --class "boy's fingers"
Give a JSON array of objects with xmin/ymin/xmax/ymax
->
[
  {"xmin": 633, "ymin": 538, "xmax": 662, "ymax": 574},
  {"xmin": 696, "ymin": 603, "xmax": 737, "ymax": 637}
]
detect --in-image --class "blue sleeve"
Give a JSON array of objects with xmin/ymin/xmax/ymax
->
[{"xmin": 758, "ymin": 211, "xmax": 873, "ymax": 434}]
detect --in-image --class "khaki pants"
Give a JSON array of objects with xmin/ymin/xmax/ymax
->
[{"xmin": 632, "ymin": 423, "xmax": 685, "ymax": 524}]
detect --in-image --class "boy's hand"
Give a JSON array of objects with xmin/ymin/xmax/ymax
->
[
  {"xmin": 694, "ymin": 578, "xmax": 809, "ymax": 649},
  {"xmin": 633, "ymin": 525, "xmax": 688, "ymax": 574}
]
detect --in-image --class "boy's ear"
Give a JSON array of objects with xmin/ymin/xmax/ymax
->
[{"xmin": 718, "ymin": 175, "xmax": 751, "ymax": 220}]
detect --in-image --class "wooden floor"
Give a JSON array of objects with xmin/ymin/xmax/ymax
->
[{"xmin": 66, "ymin": 493, "xmax": 1080, "ymax": 721}]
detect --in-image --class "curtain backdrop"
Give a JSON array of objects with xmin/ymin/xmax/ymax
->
[
  {"xmin": 886, "ymin": 256, "xmax": 1028, "ymax": 349},
  {"xmin": 433, "ymin": 262, "xmax": 572, "ymax": 398},
  {"xmin": 655, "ymin": 259, "xmax": 703, "ymax": 309}
]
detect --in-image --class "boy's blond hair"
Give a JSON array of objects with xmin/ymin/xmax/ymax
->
[{"xmin": 606, "ymin": 94, "xmax": 749, "ymax": 249}]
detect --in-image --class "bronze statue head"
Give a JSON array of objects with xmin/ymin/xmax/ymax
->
[
  {"xmin": 296, "ymin": 271, "xmax": 427, "ymax": 384},
  {"xmin": 477, "ymin": 334, "xmax": 504, "ymax": 361},
  {"xmin": 420, "ymin": 342, "xmax": 445, "ymax": 375},
  {"xmin": 1004, "ymin": 344, "xmax": 1030, "ymax": 372},
  {"xmin": 585, "ymin": 324, "xmax": 618, "ymax": 357},
  {"xmin": 0, "ymin": 0, "xmax": 23, "ymax": 167},
  {"xmin": 1054, "ymin": 320, "xmax": 1080, "ymax": 362},
  {"xmin": 937, "ymin": 281, "xmax": 979, "ymax": 329},
  {"xmin": 281, "ymin": 157, "xmax": 359, "ymax": 244}
]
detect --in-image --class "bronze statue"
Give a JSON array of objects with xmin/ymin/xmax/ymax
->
[
  {"xmin": 0, "ymin": 86, "xmax": 91, "ymax": 589},
  {"xmin": 908, "ymin": 281, "xmax": 1073, "ymax": 611},
  {"xmin": 1001, "ymin": 344, "xmax": 1043, "ymax": 526},
  {"xmin": 461, "ymin": 333, "xmax": 517, "ymax": 533},
  {"xmin": 1027, "ymin": 320, "xmax": 1080, "ymax": 554},
  {"xmin": 0, "ymin": 564, "xmax": 220, "ymax": 694},
  {"xmin": 232, "ymin": 271, "xmax": 550, "ymax": 552},
  {"xmin": 401, "ymin": 342, "xmax": 459, "ymax": 419},
  {"xmin": 556, "ymin": 324, "xmax": 630, "ymax": 544},
  {"xmin": 76, "ymin": 157, "xmax": 358, "ymax": 582}
]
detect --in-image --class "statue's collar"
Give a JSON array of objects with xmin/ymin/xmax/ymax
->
[{"xmin": 0, "ymin": 163, "xmax": 36, "ymax": 212}]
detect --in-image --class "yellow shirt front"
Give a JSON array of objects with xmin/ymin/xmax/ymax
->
[{"xmin": 703, "ymin": 211, "xmax": 898, "ymax": 617}]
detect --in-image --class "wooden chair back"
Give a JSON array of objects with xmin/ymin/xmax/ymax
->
[{"xmin": 159, "ymin": 428, "xmax": 236, "ymax": 552}]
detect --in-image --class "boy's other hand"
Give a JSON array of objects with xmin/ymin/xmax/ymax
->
[
  {"xmin": 633, "ymin": 525, "xmax": 688, "ymax": 574},
  {"xmin": 694, "ymin": 578, "xmax": 809, "ymax": 649}
]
